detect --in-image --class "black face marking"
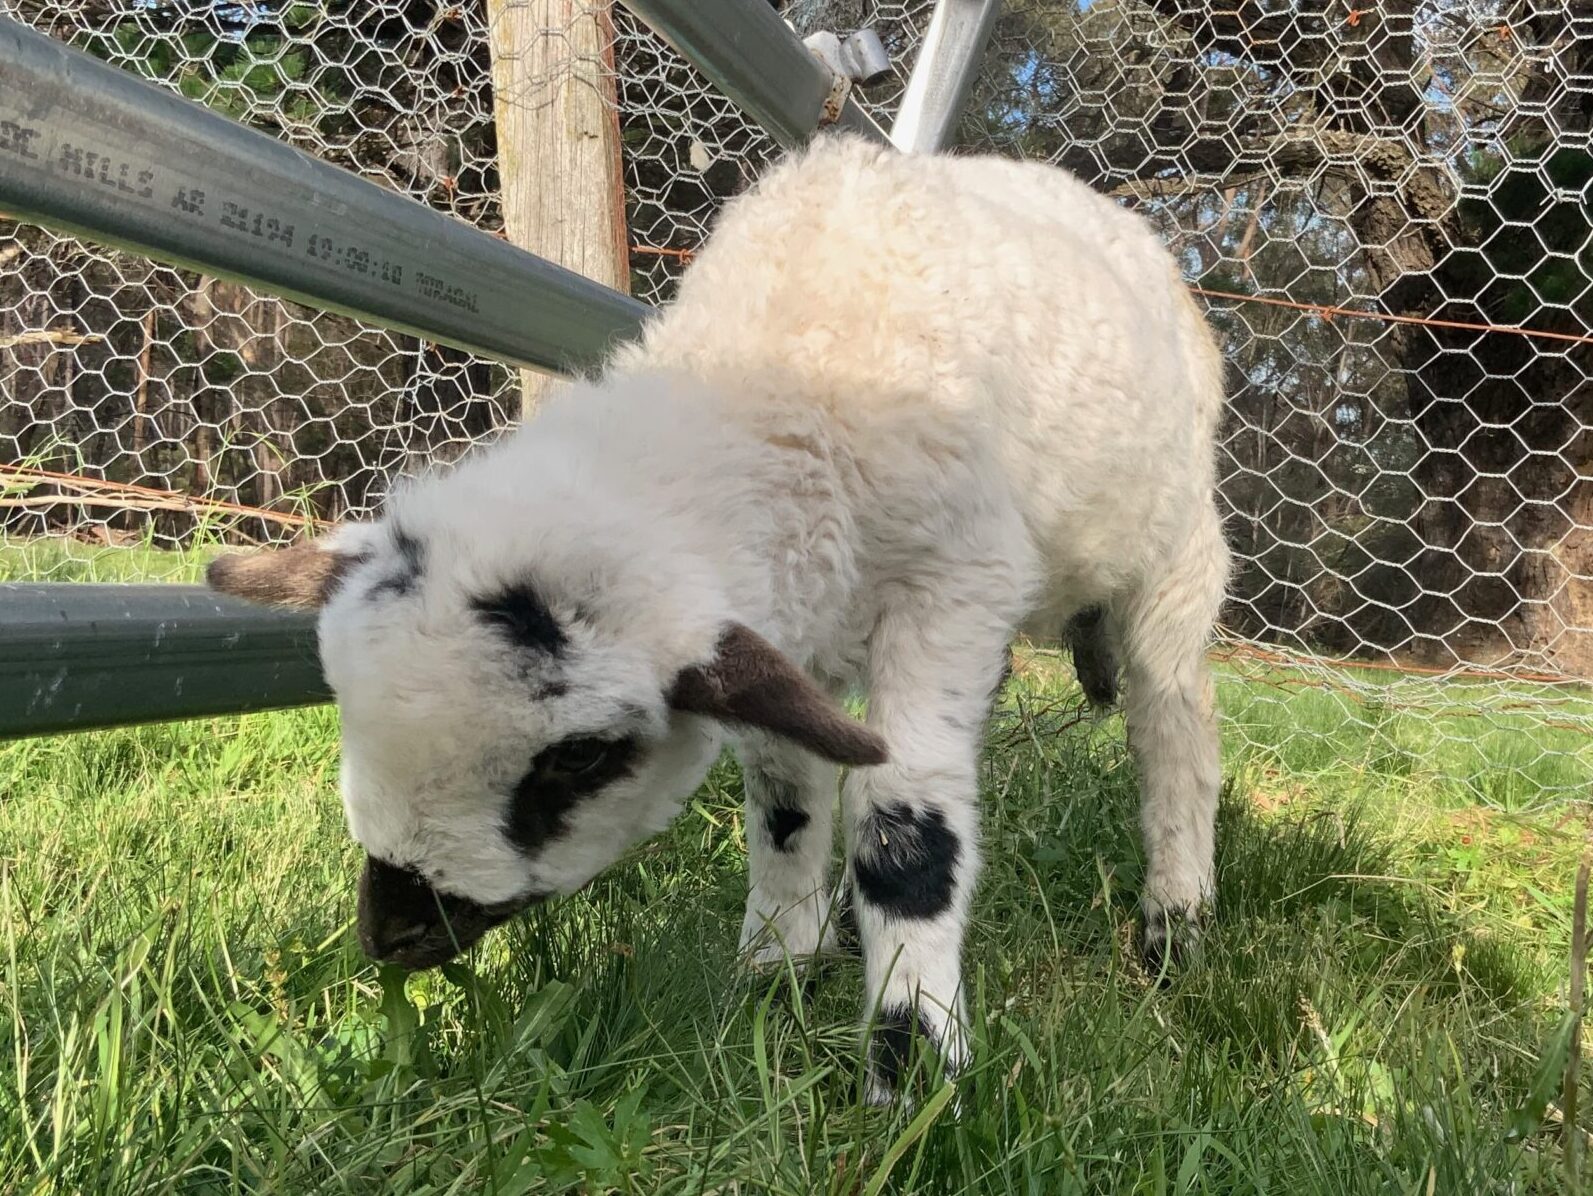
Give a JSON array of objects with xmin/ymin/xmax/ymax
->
[
  {"xmin": 871, "ymin": 1004, "xmax": 937, "ymax": 1092},
  {"xmin": 765, "ymin": 805, "xmax": 810, "ymax": 851},
  {"xmin": 472, "ymin": 582, "xmax": 568, "ymax": 655},
  {"xmin": 506, "ymin": 733, "xmax": 641, "ymax": 853},
  {"xmin": 852, "ymin": 802, "xmax": 960, "ymax": 920},
  {"xmin": 357, "ymin": 855, "xmax": 536, "ymax": 970},
  {"xmin": 367, "ymin": 526, "xmax": 424, "ymax": 599}
]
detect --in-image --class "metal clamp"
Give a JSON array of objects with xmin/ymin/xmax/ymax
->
[
  {"xmin": 802, "ymin": 28, "xmax": 892, "ymax": 87},
  {"xmin": 802, "ymin": 27, "xmax": 890, "ymax": 126}
]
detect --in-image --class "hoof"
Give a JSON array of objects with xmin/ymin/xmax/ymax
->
[
  {"xmin": 1141, "ymin": 906, "xmax": 1203, "ymax": 981},
  {"xmin": 864, "ymin": 1006, "xmax": 966, "ymax": 1108}
]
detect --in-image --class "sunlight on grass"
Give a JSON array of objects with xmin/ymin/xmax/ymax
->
[
  {"xmin": 0, "ymin": 536, "xmax": 217, "ymax": 584},
  {"xmin": 2, "ymin": 547, "xmax": 1591, "ymax": 1192}
]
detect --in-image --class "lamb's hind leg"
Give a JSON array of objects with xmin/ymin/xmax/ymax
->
[{"xmin": 1118, "ymin": 510, "xmax": 1228, "ymax": 970}]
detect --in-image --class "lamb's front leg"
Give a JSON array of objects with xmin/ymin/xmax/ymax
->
[
  {"xmin": 736, "ymin": 732, "xmax": 840, "ymax": 970},
  {"xmin": 844, "ymin": 610, "xmax": 1011, "ymax": 1102}
]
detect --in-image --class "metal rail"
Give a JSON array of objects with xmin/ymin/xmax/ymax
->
[
  {"xmin": 0, "ymin": 585, "xmax": 325, "ymax": 740},
  {"xmin": 621, "ymin": 0, "xmax": 889, "ymax": 149},
  {"xmin": 890, "ymin": 0, "xmax": 1001, "ymax": 153},
  {"xmin": 0, "ymin": 20, "xmax": 650, "ymax": 376}
]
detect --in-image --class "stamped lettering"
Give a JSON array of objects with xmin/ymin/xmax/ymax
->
[
  {"xmin": 0, "ymin": 120, "xmax": 40, "ymax": 160},
  {"xmin": 170, "ymin": 186, "xmax": 206, "ymax": 216},
  {"xmin": 56, "ymin": 143, "xmax": 155, "ymax": 198},
  {"xmin": 416, "ymin": 270, "xmax": 480, "ymax": 313}
]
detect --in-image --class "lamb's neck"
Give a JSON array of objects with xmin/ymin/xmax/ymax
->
[{"xmin": 571, "ymin": 378, "xmax": 854, "ymax": 659}]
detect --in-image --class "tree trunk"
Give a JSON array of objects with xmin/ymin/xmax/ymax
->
[
  {"xmin": 1334, "ymin": 6, "xmax": 1593, "ymax": 673},
  {"xmin": 1148, "ymin": 0, "xmax": 1593, "ymax": 673},
  {"xmin": 1395, "ymin": 320, "xmax": 1593, "ymax": 671}
]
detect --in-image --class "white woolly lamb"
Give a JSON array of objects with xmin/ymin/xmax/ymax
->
[{"xmin": 209, "ymin": 132, "xmax": 1229, "ymax": 1100}]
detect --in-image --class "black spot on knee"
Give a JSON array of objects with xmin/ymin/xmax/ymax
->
[
  {"xmin": 871, "ymin": 1004, "xmax": 936, "ymax": 1092},
  {"xmin": 853, "ymin": 802, "xmax": 959, "ymax": 920},
  {"xmin": 748, "ymin": 773, "xmax": 809, "ymax": 851},
  {"xmin": 765, "ymin": 805, "xmax": 809, "ymax": 851}
]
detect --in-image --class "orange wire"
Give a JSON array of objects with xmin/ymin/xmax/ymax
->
[
  {"xmin": 630, "ymin": 245, "xmax": 1593, "ymax": 348},
  {"xmin": 1189, "ymin": 286, "xmax": 1593, "ymax": 348},
  {"xmin": 629, "ymin": 245, "xmax": 696, "ymax": 259},
  {"xmin": 5, "ymin": 245, "xmax": 1588, "ymax": 561}
]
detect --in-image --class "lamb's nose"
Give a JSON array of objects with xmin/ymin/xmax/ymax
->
[
  {"xmin": 366, "ymin": 918, "xmax": 429, "ymax": 961},
  {"xmin": 357, "ymin": 854, "xmax": 443, "ymax": 960}
]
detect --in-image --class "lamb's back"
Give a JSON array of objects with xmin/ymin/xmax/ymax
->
[{"xmin": 619, "ymin": 136, "xmax": 1223, "ymax": 602}]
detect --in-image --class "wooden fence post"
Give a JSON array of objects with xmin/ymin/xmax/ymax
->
[{"xmin": 486, "ymin": 0, "xmax": 631, "ymax": 417}]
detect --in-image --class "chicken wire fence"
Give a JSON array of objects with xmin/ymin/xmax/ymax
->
[{"xmin": 1, "ymin": 1, "xmax": 1591, "ymax": 800}]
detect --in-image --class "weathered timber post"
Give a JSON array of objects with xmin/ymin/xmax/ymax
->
[{"xmin": 487, "ymin": 0, "xmax": 631, "ymax": 416}]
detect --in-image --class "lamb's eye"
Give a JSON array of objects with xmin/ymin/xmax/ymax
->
[{"xmin": 541, "ymin": 736, "xmax": 613, "ymax": 777}]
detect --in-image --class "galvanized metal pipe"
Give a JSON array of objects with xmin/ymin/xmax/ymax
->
[
  {"xmin": 890, "ymin": 0, "xmax": 1002, "ymax": 153},
  {"xmin": 0, "ymin": 18, "xmax": 650, "ymax": 376},
  {"xmin": 620, "ymin": 0, "xmax": 889, "ymax": 149},
  {"xmin": 0, "ymin": 585, "xmax": 326, "ymax": 740}
]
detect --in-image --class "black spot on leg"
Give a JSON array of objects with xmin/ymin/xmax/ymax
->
[
  {"xmin": 871, "ymin": 1004, "xmax": 937, "ymax": 1092},
  {"xmin": 765, "ymin": 805, "xmax": 810, "ymax": 851},
  {"xmin": 853, "ymin": 802, "xmax": 960, "ymax": 920},
  {"xmin": 747, "ymin": 772, "xmax": 809, "ymax": 852}
]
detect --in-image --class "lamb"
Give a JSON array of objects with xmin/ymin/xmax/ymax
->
[{"xmin": 208, "ymin": 132, "xmax": 1229, "ymax": 1101}]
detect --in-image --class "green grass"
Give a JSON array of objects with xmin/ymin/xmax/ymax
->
[
  {"xmin": 0, "ymin": 537, "xmax": 219, "ymax": 584},
  {"xmin": 3, "ymin": 549, "xmax": 1593, "ymax": 1193}
]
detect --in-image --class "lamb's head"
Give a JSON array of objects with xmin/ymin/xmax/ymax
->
[{"xmin": 206, "ymin": 501, "xmax": 885, "ymax": 972}]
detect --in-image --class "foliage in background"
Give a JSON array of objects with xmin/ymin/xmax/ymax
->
[{"xmin": 4, "ymin": 1, "xmax": 1591, "ymax": 677}]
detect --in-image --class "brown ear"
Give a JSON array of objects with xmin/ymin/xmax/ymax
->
[
  {"xmin": 206, "ymin": 541, "xmax": 367, "ymax": 609},
  {"xmin": 668, "ymin": 623, "xmax": 888, "ymax": 767}
]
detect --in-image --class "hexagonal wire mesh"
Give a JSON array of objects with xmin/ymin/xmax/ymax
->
[{"xmin": 1, "ymin": 2, "xmax": 1590, "ymax": 801}]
